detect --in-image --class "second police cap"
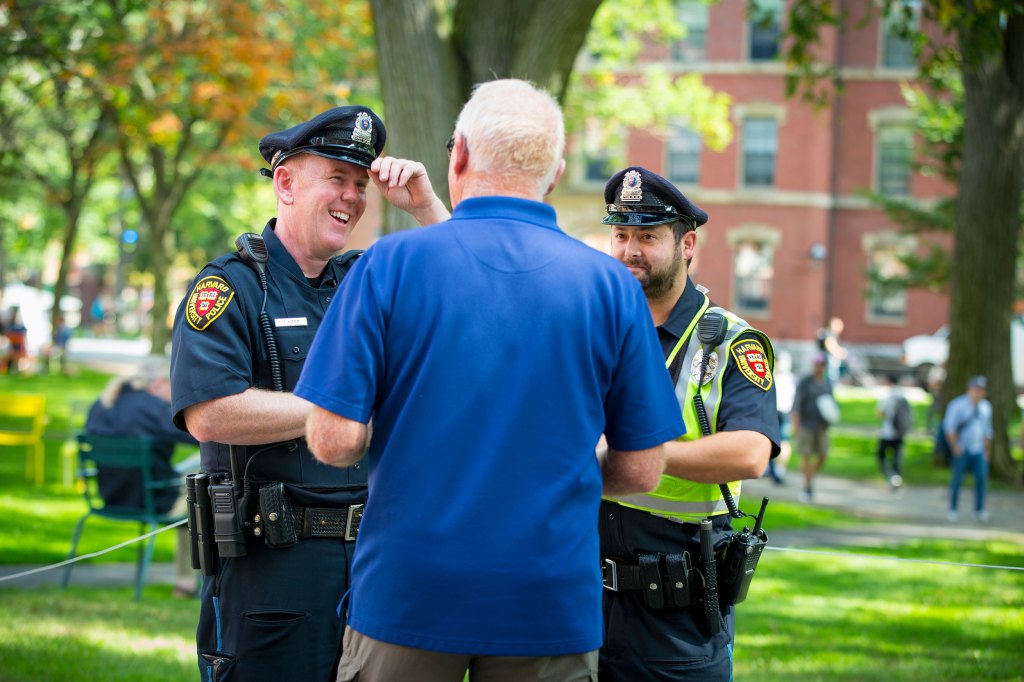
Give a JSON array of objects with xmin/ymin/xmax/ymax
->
[
  {"xmin": 601, "ymin": 166, "xmax": 709, "ymax": 228},
  {"xmin": 258, "ymin": 105, "xmax": 386, "ymax": 176}
]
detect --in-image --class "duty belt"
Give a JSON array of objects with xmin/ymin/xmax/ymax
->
[
  {"xmin": 291, "ymin": 504, "xmax": 363, "ymax": 541},
  {"xmin": 602, "ymin": 552, "xmax": 695, "ymax": 609}
]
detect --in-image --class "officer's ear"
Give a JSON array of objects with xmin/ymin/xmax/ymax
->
[
  {"xmin": 274, "ymin": 162, "xmax": 299, "ymax": 206},
  {"xmin": 681, "ymin": 229, "xmax": 698, "ymax": 262}
]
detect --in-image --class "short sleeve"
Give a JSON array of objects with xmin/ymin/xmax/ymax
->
[
  {"xmin": 169, "ymin": 265, "xmax": 254, "ymax": 430},
  {"xmin": 602, "ymin": 284, "xmax": 686, "ymax": 452}
]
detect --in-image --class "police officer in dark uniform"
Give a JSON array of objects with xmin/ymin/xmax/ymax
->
[
  {"xmin": 169, "ymin": 106, "xmax": 448, "ymax": 682},
  {"xmin": 598, "ymin": 167, "xmax": 780, "ymax": 681}
]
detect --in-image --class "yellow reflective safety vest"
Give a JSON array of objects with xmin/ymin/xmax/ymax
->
[{"xmin": 611, "ymin": 294, "xmax": 774, "ymax": 522}]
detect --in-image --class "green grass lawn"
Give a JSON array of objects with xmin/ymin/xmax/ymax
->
[{"xmin": 0, "ymin": 368, "xmax": 1022, "ymax": 680}]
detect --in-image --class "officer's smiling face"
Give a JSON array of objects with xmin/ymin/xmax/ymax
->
[
  {"xmin": 611, "ymin": 224, "xmax": 683, "ymax": 298},
  {"xmin": 289, "ymin": 154, "xmax": 369, "ymax": 258}
]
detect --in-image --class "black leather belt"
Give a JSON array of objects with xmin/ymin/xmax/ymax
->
[
  {"xmin": 291, "ymin": 504, "xmax": 363, "ymax": 541},
  {"xmin": 602, "ymin": 553, "xmax": 695, "ymax": 608}
]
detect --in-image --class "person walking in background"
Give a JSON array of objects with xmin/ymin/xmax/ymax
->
[
  {"xmin": 766, "ymin": 349, "xmax": 796, "ymax": 485},
  {"xmin": 791, "ymin": 353, "xmax": 836, "ymax": 502},
  {"xmin": 926, "ymin": 362, "xmax": 950, "ymax": 466},
  {"xmin": 299, "ymin": 79, "xmax": 682, "ymax": 681},
  {"xmin": 876, "ymin": 373, "xmax": 912, "ymax": 489},
  {"xmin": 817, "ymin": 316, "xmax": 847, "ymax": 386},
  {"xmin": 85, "ymin": 355, "xmax": 200, "ymax": 597},
  {"xmin": 944, "ymin": 375, "xmax": 993, "ymax": 523},
  {"xmin": 2, "ymin": 307, "xmax": 28, "ymax": 374},
  {"xmin": 46, "ymin": 313, "xmax": 72, "ymax": 375}
]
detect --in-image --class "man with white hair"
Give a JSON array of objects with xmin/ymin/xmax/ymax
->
[
  {"xmin": 297, "ymin": 79, "xmax": 683, "ymax": 681},
  {"xmin": 85, "ymin": 355, "xmax": 199, "ymax": 596}
]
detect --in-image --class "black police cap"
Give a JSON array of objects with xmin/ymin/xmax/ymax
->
[
  {"xmin": 601, "ymin": 166, "xmax": 708, "ymax": 229},
  {"xmin": 258, "ymin": 105, "xmax": 386, "ymax": 177}
]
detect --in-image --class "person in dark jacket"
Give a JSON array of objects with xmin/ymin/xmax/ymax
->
[{"xmin": 85, "ymin": 354, "xmax": 199, "ymax": 596}]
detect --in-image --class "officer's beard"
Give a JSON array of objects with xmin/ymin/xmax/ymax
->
[{"xmin": 630, "ymin": 241, "xmax": 684, "ymax": 299}]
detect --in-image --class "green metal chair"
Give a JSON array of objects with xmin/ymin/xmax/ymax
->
[{"xmin": 62, "ymin": 434, "xmax": 186, "ymax": 600}]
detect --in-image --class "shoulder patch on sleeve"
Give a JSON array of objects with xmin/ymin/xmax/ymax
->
[
  {"xmin": 185, "ymin": 276, "xmax": 235, "ymax": 331},
  {"xmin": 730, "ymin": 338, "xmax": 773, "ymax": 391}
]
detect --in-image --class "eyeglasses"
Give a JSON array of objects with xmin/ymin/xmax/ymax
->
[{"xmin": 446, "ymin": 134, "xmax": 455, "ymax": 159}]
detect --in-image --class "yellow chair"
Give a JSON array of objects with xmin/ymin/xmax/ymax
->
[{"xmin": 0, "ymin": 394, "xmax": 47, "ymax": 486}]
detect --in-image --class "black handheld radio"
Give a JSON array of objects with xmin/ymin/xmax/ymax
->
[{"xmin": 717, "ymin": 496, "xmax": 769, "ymax": 605}]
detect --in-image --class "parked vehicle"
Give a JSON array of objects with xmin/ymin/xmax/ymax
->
[{"xmin": 901, "ymin": 315, "xmax": 1024, "ymax": 390}]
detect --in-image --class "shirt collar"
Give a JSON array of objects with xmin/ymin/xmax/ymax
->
[
  {"xmin": 261, "ymin": 218, "xmax": 337, "ymax": 287},
  {"xmin": 660, "ymin": 277, "xmax": 706, "ymax": 341},
  {"xmin": 450, "ymin": 196, "xmax": 561, "ymax": 234}
]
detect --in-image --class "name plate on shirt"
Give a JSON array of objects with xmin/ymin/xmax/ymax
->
[{"xmin": 274, "ymin": 317, "xmax": 308, "ymax": 328}]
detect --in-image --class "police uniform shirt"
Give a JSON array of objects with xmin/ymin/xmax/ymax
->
[
  {"xmin": 169, "ymin": 219, "xmax": 363, "ymax": 492},
  {"xmin": 660, "ymin": 278, "xmax": 781, "ymax": 454}
]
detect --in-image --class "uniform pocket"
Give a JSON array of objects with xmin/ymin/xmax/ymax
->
[
  {"xmin": 199, "ymin": 652, "xmax": 234, "ymax": 682},
  {"xmin": 241, "ymin": 609, "xmax": 310, "ymax": 651},
  {"xmin": 274, "ymin": 326, "xmax": 313, "ymax": 388}
]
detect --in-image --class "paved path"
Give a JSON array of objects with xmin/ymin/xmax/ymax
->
[
  {"xmin": 0, "ymin": 558, "xmax": 181, "ymax": 591},
  {"xmin": 743, "ymin": 472, "xmax": 1024, "ymax": 549}
]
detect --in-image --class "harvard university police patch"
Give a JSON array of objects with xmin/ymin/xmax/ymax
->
[
  {"xmin": 730, "ymin": 339, "xmax": 773, "ymax": 391},
  {"xmin": 186, "ymin": 276, "xmax": 234, "ymax": 331}
]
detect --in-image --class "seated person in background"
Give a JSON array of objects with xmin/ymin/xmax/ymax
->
[{"xmin": 85, "ymin": 354, "xmax": 200, "ymax": 596}]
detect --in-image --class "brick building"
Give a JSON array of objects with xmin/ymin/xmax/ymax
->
[{"xmin": 552, "ymin": 0, "xmax": 952, "ymax": 372}]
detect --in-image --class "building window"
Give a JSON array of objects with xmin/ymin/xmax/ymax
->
[
  {"xmin": 867, "ymin": 243, "xmax": 908, "ymax": 322},
  {"xmin": 671, "ymin": 1, "xmax": 709, "ymax": 64},
  {"xmin": 882, "ymin": 0, "xmax": 919, "ymax": 69},
  {"xmin": 666, "ymin": 123, "xmax": 701, "ymax": 184},
  {"xmin": 579, "ymin": 121, "xmax": 621, "ymax": 185},
  {"xmin": 749, "ymin": 0, "xmax": 782, "ymax": 62},
  {"xmin": 742, "ymin": 117, "xmax": 777, "ymax": 187},
  {"xmin": 733, "ymin": 240, "xmax": 774, "ymax": 314},
  {"xmin": 877, "ymin": 124, "xmax": 912, "ymax": 196}
]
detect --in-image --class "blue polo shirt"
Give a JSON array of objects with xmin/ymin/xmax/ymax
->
[{"xmin": 296, "ymin": 196, "xmax": 684, "ymax": 656}]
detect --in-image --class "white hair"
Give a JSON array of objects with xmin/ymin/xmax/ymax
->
[
  {"xmin": 454, "ymin": 79, "xmax": 565, "ymax": 196},
  {"xmin": 99, "ymin": 354, "xmax": 170, "ymax": 408}
]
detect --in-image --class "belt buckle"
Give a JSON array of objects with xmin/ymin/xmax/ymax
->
[
  {"xmin": 602, "ymin": 558, "xmax": 619, "ymax": 592},
  {"xmin": 344, "ymin": 504, "xmax": 364, "ymax": 541}
]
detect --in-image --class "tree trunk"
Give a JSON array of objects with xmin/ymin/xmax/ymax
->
[
  {"xmin": 943, "ymin": 7, "xmax": 1024, "ymax": 482},
  {"xmin": 370, "ymin": 0, "xmax": 603, "ymax": 232},
  {"xmin": 50, "ymin": 196, "xmax": 86, "ymax": 340},
  {"xmin": 370, "ymin": 0, "xmax": 463, "ymax": 231}
]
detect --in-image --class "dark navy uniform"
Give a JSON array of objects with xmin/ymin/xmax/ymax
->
[
  {"xmin": 170, "ymin": 105, "xmax": 385, "ymax": 682},
  {"xmin": 598, "ymin": 168, "xmax": 780, "ymax": 681}
]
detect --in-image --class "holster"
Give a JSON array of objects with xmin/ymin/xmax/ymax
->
[{"xmin": 259, "ymin": 482, "xmax": 297, "ymax": 548}]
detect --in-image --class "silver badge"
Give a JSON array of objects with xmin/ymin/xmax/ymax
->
[
  {"xmin": 690, "ymin": 348, "xmax": 719, "ymax": 385},
  {"xmin": 352, "ymin": 112, "xmax": 373, "ymax": 145},
  {"xmin": 621, "ymin": 170, "xmax": 643, "ymax": 202}
]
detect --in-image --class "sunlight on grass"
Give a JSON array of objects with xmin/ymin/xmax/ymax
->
[
  {"xmin": 735, "ymin": 547, "xmax": 1024, "ymax": 681},
  {"xmin": 0, "ymin": 588, "xmax": 198, "ymax": 682}
]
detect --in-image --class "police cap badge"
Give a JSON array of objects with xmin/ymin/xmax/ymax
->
[{"xmin": 602, "ymin": 166, "xmax": 709, "ymax": 228}]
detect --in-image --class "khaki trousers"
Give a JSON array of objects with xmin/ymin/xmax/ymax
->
[{"xmin": 336, "ymin": 626, "xmax": 598, "ymax": 682}]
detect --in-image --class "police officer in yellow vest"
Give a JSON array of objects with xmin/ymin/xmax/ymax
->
[{"xmin": 598, "ymin": 167, "xmax": 780, "ymax": 681}]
